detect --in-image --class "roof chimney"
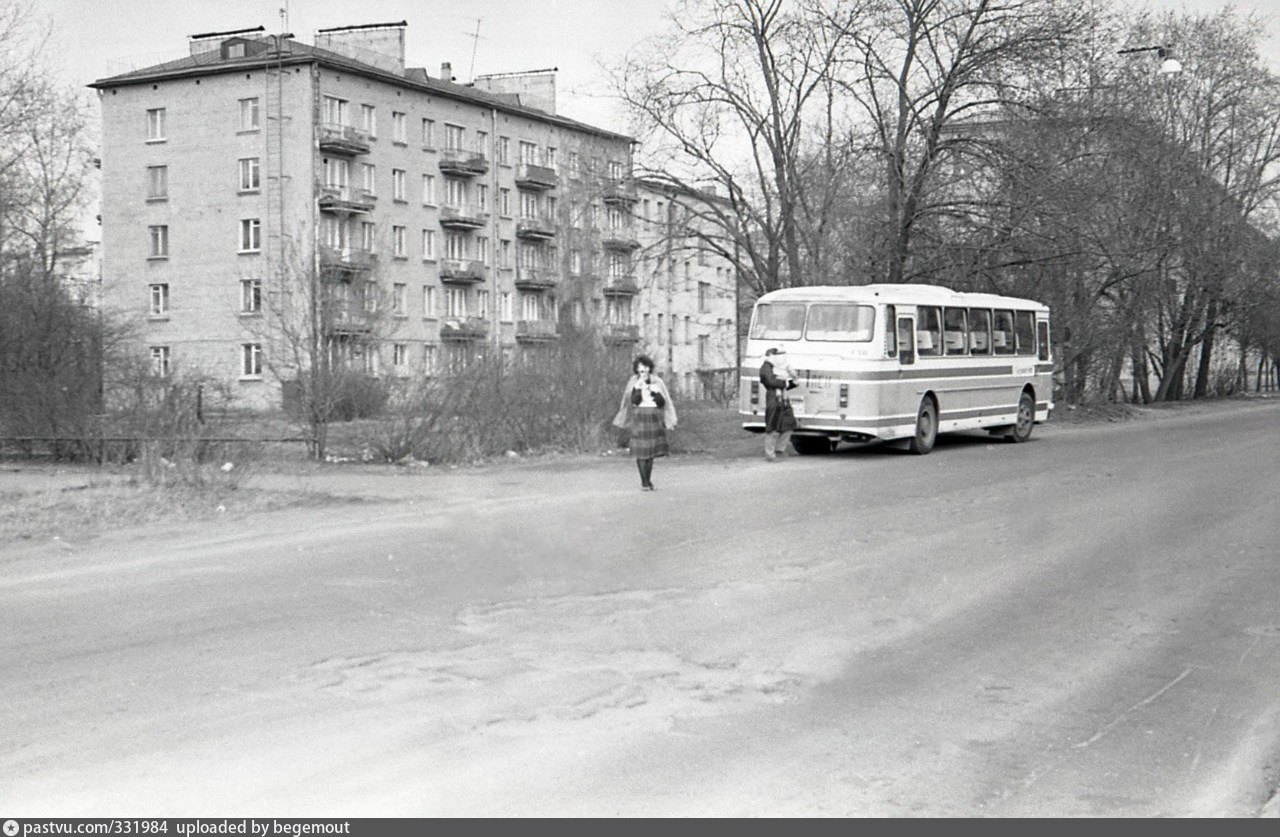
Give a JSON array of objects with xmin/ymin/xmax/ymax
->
[{"xmin": 440, "ymin": 61, "xmax": 454, "ymax": 81}]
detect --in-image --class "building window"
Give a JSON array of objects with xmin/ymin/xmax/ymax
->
[
  {"xmin": 392, "ymin": 169, "xmax": 406, "ymax": 201},
  {"xmin": 520, "ymin": 191, "xmax": 538, "ymax": 219},
  {"xmin": 499, "ymin": 291, "xmax": 513, "ymax": 322},
  {"xmin": 499, "ymin": 239, "xmax": 511, "ymax": 268},
  {"xmin": 324, "ymin": 157, "xmax": 349, "ymax": 188},
  {"xmin": 445, "ymin": 231, "xmax": 466, "ymax": 260},
  {"xmin": 445, "ymin": 178, "xmax": 466, "ymax": 207},
  {"xmin": 393, "ymin": 343, "xmax": 408, "ymax": 367},
  {"xmin": 521, "ymin": 291, "xmax": 539, "ymax": 321},
  {"xmin": 393, "ymin": 283, "xmax": 407, "ymax": 316},
  {"xmin": 392, "ymin": 225, "xmax": 407, "ymax": 258},
  {"xmin": 498, "ymin": 136, "xmax": 510, "ymax": 164},
  {"xmin": 444, "ymin": 287, "xmax": 466, "ymax": 317},
  {"xmin": 519, "ymin": 141, "xmax": 537, "ymax": 165},
  {"xmin": 423, "ymin": 285, "xmax": 436, "ymax": 317},
  {"xmin": 238, "ymin": 157, "xmax": 260, "ymax": 191},
  {"xmin": 149, "ymin": 346, "xmax": 170, "ymax": 377},
  {"xmin": 476, "ymin": 236, "xmax": 490, "ymax": 266},
  {"xmin": 239, "ymin": 97, "xmax": 259, "ymax": 131},
  {"xmin": 146, "ymin": 165, "xmax": 168, "ymax": 200},
  {"xmin": 570, "ymin": 249, "xmax": 581, "ymax": 275},
  {"xmin": 364, "ymin": 280, "xmax": 378, "ymax": 313},
  {"xmin": 546, "ymin": 146, "xmax": 557, "ymax": 170},
  {"xmin": 698, "ymin": 334, "xmax": 709, "ymax": 365},
  {"xmin": 239, "ymin": 218, "xmax": 261, "ymax": 252},
  {"xmin": 421, "ymin": 118, "xmax": 435, "ymax": 147},
  {"xmin": 241, "ymin": 278, "xmax": 261, "ymax": 313},
  {"xmin": 360, "ymin": 221, "xmax": 376, "ymax": 253},
  {"xmin": 568, "ymin": 151, "xmax": 579, "ymax": 178},
  {"xmin": 476, "ymin": 290, "xmax": 490, "ymax": 319},
  {"xmin": 499, "ymin": 188, "xmax": 510, "ymax": 216},
  {"xmin": 698, "ymin": 281, "xmax": 710, "ymax": 313},
  {"xmin": 146, "ymin": 107, "xmax": 165, "ymax": 141},
  {"xmin": 391, "ymin": 111, "xmax": 407, "ymax": 143},
  {"xmin": 241, "ymin": 343, "xmax": 262, "ymax": 377},
  {"xmin": 148, "ymin": 225, "xmax": 169, "ymax": 258},
  {"xmin": 361, "ymin": 163, "xmax": 376, "ymax": 195},
  {"xmin": 608, "ymin": 160, "xmax": 624, "ymax": 179},
  {"xmin": 361, "ymin": 104, "xmax": 376, "ymax": 137},
  {"xmin": 477, "ymin": 184, "xmax": 488, "ymax": 211},
  {"xmin": 444, "ymin": 124, "xmax": 464, "ymax": 150},
  {"xmin": 422, "ymin": 229, "xmax": 436, "ymax": 260},
  {"xmin": 423, "ymin": 344, "xmax": 436, "ymax": 372},
  {"xmin": 422, "ymin": 174, "xmax": 436, "ymax": 205},
  {"xmin": 323, "ymin": 96, "xmax": 346, "ymax": 126},
  {"xmin": 149, "ymin": 283, "xmax": 169, "ymax": 315}
]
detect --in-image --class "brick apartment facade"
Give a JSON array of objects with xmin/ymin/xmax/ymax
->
[{"xmin": 91, "ymin": 22, "xmax": 688, "ymax": 408}]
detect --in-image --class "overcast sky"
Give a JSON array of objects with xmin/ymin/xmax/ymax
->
[{"xmin": 38, "ymin": 0, "xmax": 1280, "ymax": 133}]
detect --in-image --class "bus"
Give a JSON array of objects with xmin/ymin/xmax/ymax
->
[{"xmin": 740, "ymin": 284, "xmax": 1054, "ymax": 455}]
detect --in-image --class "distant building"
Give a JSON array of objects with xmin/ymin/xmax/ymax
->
[
  {"xmin": 628, "ymin": 180, "xmax": 740, "ymax": 400},
  {"xmin": 90, "ymin": 23, "xmax": 650, "ymax": 406}
]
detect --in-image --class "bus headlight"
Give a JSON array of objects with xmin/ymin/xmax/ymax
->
[
  {"xmin": 750, "ymin": 381, "xmax": 760, "ymax": 406},
  {"xmin": 839, "ymin": 384, "xmax": 849, "ymax": 409}
]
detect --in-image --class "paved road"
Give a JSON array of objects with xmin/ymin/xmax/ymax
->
[{"xmin": 2, "ymin": 400, "xmax": 1278, "ymax": 816}]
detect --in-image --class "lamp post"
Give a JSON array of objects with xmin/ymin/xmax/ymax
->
[{"xmin": 1117, "ymin": 44, "xmax": 1183, "ymax": 77}]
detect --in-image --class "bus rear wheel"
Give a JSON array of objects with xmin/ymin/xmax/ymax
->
[
  {"xmin": 791, "ymin": 435, "xmax": 835, "ymax": 455},
  {"xmin": 1007, "ymin": 390, "xmax": 1035, "ymax": 443},
  {"xmin": 907, "ymin": 397, "xmax": 937, "ymax": 455}
]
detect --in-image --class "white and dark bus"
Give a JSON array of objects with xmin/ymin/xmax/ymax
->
[{"xmin": 741, "ymin": 284, "xmax": 1054, "ymax": 454}]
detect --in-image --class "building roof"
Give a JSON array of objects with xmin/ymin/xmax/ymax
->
[{"xmin": 89, "ymin": 35, "xmax": 634, "ymax": 143}]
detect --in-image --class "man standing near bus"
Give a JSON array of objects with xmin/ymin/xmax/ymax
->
[{"xmin": 760, "ymin": 347, "xmax": 798, "ymax": 460}]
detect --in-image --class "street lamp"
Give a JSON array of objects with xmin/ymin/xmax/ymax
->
[{"xmin": 1118, "ymin": 44, "xmax": 1183, "ymax": 77}]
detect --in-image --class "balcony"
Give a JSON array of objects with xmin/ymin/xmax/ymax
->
[
  {"xmin": 602, "ymin": 323, "xmax": 640, "ymax": 345},
  {"xmin": 438, "ymin": 148, "xmax": 490, "ymax": 177},
  {"xmin": 324, "ymin": 299, "xmax": 374, "ymax": 334},
  {"xmin": 602, "ymin": 178, "xmax": 639, "ymax": 205},
  {"xmin": 601, "ymin": 229, "xmax": 641, "ymax": 251},
  {"xmin": 439, "ymin": 258, "xmax": 486, "ymax": 284},
  {"xmin": 318, "ymin": 124, "xmax": 371, "ymax": 155},
  {"xmin": 515, "ymin": 163, "xmax": 558, "ymax": 190},
  {"xmin": 318, "ymin": 185, "xmax": 376, "ymax": 214},
  {"xmin": 515, "ymin": 215, "xmax": 557, "ymax": 241},
  {"xmin": 440, "ymin": 317, "xmax": 490, "ymax": 341},
  {"xmin": 319, "ymin": 246, "xmax": 376, "ymax": 281},
  {"xmin": 439, "ymin": 204, "xmax": 489, "ymax": 230},
  {"xmin": 603, "ymin": 275, "xmax": 639, "ymax": 296},
  {"xmin": 514, "ymin": 267, "xmax": 558, "ymax": 291},
  {"xmin": 516, "ymin": 319, "xmax": 559, "ymax": 342}
]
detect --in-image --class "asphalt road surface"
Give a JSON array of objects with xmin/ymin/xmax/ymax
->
[{"xmin": 3, "ymin": 400, "xmax": 1278, "ymax": 816}]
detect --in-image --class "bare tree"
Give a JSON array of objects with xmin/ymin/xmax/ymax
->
[
  {"xmin": 611, "ymin": 0, "xmax": 863, "ymax": 296},
  {"xmin": 830, "ymin": 0, "xmax": 1088, "ymax": 283}
]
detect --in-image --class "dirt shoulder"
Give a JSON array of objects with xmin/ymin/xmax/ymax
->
[{"xmin": 2, "ymin": 394, "xmax": 1274, "ymax": 546}]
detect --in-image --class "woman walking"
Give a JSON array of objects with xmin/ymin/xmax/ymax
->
[{"xmin": 612, "ymin": 355, "xmax": 677, "ymax": 491}]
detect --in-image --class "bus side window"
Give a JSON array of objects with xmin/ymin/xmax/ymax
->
[
  {"xmin": 969, "ymin": 308, "xmax": 991, "ymax": 355},
  {"xmin": 1037, "ymin": 320, "xmax": 1050, "ymax": 361},
  {"xmin": 993, "ymin": 310, "xmax": 1015, "ymax": 355},
  {"xmin": 897, "ymin": 318, "xmax": 915, "ymax": 365},
  {"xmin": 943, "ymin": 307, "xmax": 968, "ymax": 355},
  {"xmin": 884, "ymin": 304, "xmax": 897, "ymax": 356},
  {"xmin": 1015, "ymin": 311, "xmax": 1037, "ymax": 355},
  {"xmin": 917, "ymin": 306, "xmax": 942, "ymax": 357}
]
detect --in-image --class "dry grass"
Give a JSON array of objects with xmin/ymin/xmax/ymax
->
[{"xmin": 0, "ymin": 479, "xmax": 343, "ymax": 545}]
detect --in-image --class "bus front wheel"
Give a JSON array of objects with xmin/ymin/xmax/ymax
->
[
  {"xmin": 1007, "ymin": 391, "xmax": 1035, "ymax": 443},
  {"xmin": 907, "ymin": 398, "xmax": 937, "ymax": 455}
]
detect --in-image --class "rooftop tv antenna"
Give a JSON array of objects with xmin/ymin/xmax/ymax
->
[
  {"xmin": 280, "ymin": 1, "xmax": 289, "ymax": 33},
  {"xmin": 465, "ymin": 18, "xmax": 486, "ymax": 82}
]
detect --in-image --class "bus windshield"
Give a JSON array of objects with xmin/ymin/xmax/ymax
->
[
  {"xmin": 750, "ymin": 303, "xmax": 806, "ymax": 341},
  {"xmin": 806, "ymin": 304, "xmax": 875, "ymax": 342}
]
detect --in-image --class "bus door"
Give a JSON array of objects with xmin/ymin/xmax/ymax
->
[{"xmin": 897, "ymin": 317, "xmax": 916, "ymax": 366}]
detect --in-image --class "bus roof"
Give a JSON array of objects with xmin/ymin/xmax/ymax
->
[{"xmin": 755, "ymin": 284, "xmax": 1049, "ymax": 313}]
